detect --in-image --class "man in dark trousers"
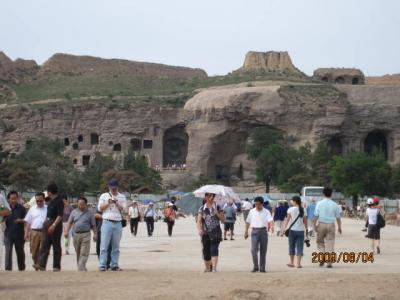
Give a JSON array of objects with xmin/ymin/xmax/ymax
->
[
  {"xmin": 4, "ymin": 191, "xmax": 26, "ymax": 271},
  {"xmin": 37, "ymin": 183, "xmax": 64, "ymax": 271}
]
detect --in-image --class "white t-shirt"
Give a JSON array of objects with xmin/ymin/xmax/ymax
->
[
  {"xmin": 366, "ymin": 207, "xmax": 379, "ymax": 225},
  {"xmin": 241, "ymin": 201, "xmax": 253, "ymax": 211},
  {"xmin": 129, "ymin": 206, "xmax": 140, "ymax": 218},
  {"xmin": 98, "ymin": 192, "xmax": 127, "ymax": 221},
  {"xmin": 287, "ymin": 206, "xmax": 307, "ymax": 231},
  {"xmin": 24, "ymin": 205, "xmax": 48, "ymax": 230},
  {"xmin": 246, "ymin": 208, "xmax": 273, "ymax": 228}
]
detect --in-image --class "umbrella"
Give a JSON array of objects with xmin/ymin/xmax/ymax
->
[{"xmin": 193, "ymin": 185, "xmax": 240, "ymax": 206}]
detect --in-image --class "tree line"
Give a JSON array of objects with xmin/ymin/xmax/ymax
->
[
  {"xmin": 246, "ymin": 127, "xmax": 399, "ymax": 207},
  {"xmin": 0, "ymin": 138, "xmax": 163, "ymax": 196}
]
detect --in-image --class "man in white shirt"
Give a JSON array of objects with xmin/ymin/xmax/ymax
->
[
  {"xmin": 24, "ymin": 192, "xmax": 47, "ymax": 270},
  {"xmin": 128, "ymin": 201, "xmax": 140, "ymax": 236},
  {"xmin": 0, "ymin": 193, "xmax": 11, "ymax": 270},
  {"xmin": 244, "ymin": 197, "xmax": 274, "ymax": 273},
  {"xmin": 241, "ymin": 198, "xmax": 253, "ymax": 222},
  {"xmin": 97, "ymin": 179, "xmax": 127, "ymax": 271}
]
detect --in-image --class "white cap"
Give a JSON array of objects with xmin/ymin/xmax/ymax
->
[{"xmin": 366, "ymin": 198, "xmax": 374, "ymax": 205}]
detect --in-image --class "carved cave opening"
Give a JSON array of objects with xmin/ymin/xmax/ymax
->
[
  {"xmin": 327, "ymin": 136, "xmax": 343, "ymax": 156},
  {"xmin": 163, "ymin": 125, "xmax": 188, "ymax": 167},
  {"xmin": 364, "ymin": 130, "xmax": 388, "ymax": 159}
]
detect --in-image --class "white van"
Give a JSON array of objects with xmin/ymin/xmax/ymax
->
[{"xmin": 301, "ymin": 186, "xmax": 324, "ymax": 206}]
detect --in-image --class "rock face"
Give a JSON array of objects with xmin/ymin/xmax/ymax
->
[
  {"xmin": 314, "ymin": 68, "xmax": 365, "ymax": 85},
  {"xmin": 0, "ymin": 52, "xmax": 39, "ymax": 84},
  {"xmin": 1, "ymin": 82, "xmax": 400, "ymax": 189},
  {"xmin": 235, "ymin": 51, "xmax": 301, "ymax": 73},
  {"xmin": 39, "ymin": 53, "xmax": 207, "ymax": 79},
  {"xmin": 183, "ymin": 82, "xmax": 400, "ymax": 185}
]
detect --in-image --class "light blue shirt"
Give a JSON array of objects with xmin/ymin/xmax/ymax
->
[
  {"xmin": 306, "ymin": 203, "xmax": 316, "ymax": 220},
  {"xmin": 314, "ymin": 198, "xmax": 341, "ymax": 224}
]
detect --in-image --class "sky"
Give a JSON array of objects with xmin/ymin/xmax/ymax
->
[{"xmin": 1, "ymin": 0, "xmax": 399, "ymax": 76}]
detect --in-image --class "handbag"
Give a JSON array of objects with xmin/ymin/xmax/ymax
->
[
  {"xmin": 376, "ymin": 211, "xmax": 385, "ymax": 228},
  {"xmin": 284, "ymin": 214, "xmax": 301, "ymax": 237}
]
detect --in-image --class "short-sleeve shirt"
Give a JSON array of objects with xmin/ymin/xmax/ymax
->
[
  {"xmin": 97, "ymin": 192, "xmax": 127, "ymax": 221},
  {"xmin": 63, "ymin": 205, "xmax": 74, "ymax": 222},
  {"xmin": 198, "ymin": 204, "xmax": 222, "ymax": 233},
  {"xmin": 129, "ymin": 206, "xmax": 140, "ymax": 218},
  {"xmin": 5, "ymin": 204, "xmax": 27, "ymax": 240},
  {"xmin": 314, "ymin": 198, "xmax": 341, "ymax": 224},
  {"xmin": 223, "ymin": 205, "xmax": 236, "ymax": 224},
  {"xmin": 68, "ymin": 208, "xmax": 96, "ymax": 233},
  {"xmin": 246, "ymin": 207, "xmax": 273, "ymax": 228},
  {"xmin": 46, "ymin": 196, "xmax": 64, "ymax": 219},
  {"xmin": 366, "ymin": 207, "xmax": 379, "ymax": 225},
  {"xmin": 287, "ymin": 206, "xmax": 306, "ymax": 231},
  {"xmin": 306, "ymin": 203, "xmax": 316, "ymax": 220},
  {"xmin": 273, "ymin": 205, "xmax": 287, "ymax": 221},
  {"xmin": 24, "ymin": 205, "xmax": 47, "ymax": 230}
]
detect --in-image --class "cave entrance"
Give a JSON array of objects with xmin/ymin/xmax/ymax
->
[
  {"xmin": 335, "ymin": 77, "xmax": 345, "ymax": 84},
  {"xmin": 130, "ymin": 138, "xmax": 142, "ymax": 151},
  {"xmin": 206, "ymin": 130, "xmax": 249, "ymax": 185},
  {"xmin": 163, "ymin": 124, "xmax": 189, "ymax": 168},
  {"xmin": 352, "ymin": 77, "xmax": 360, "ymax": 85},
  {"xmin": 364, "ymin": 130, "xmax": 388, "ymax": 159},
  {"xmin": 327, "ymin": 136, "xmax": 343, "ymax": 156}
]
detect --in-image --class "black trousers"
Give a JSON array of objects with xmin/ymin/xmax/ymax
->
[
  {"xmin": 4, "ymin": 236, "xmax": 25, "ymax": 271},
  {"xmin": 38, "ymin": 219, "xmax": 63, "ymax": 270},
  {"xmin": 167, "ymin": 220, "xmax": 175, "ymax": 236},
  {"xmin": 130, "ymin": 217, "xmax": 140, "ymax": 235},
  {"xmin": 145, "ymin": 217, "xmax": 154, "ymax": 236},
  {"xmin": 96, "ymin": 228, "xmax": 112, "ymax": 268}
]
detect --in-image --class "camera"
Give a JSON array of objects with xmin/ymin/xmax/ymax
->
[{"xmin": 304, "ymin": 238, "xmax": 310, "ymax": 248}]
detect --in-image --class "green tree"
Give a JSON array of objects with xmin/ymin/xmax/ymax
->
[
  {"xmin": 246, "ymin": 127, "xmax": 286, "ymax": 192},
  {"xmin": 330, "ymin": 151, "xmax": 391, "ymax": 209},
  {"xmin": 82, "ymin": 152, "xmax": 116, "ymax": 192},
  {"xmin": 123, "ymin": 150, "xmax": 163, "ymax": 193}
]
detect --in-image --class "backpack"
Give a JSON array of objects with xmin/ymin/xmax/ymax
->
[{"xmin": 376, "ymin": 211, "xmax": 385, "ymax": 228}]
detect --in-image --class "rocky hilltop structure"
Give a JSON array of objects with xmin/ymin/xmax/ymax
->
[
  {"xmin": 39, "ymin": 53, "xmax": 207, "ymax": 79},
  {"xmin": 314, "ymin": 68, "xmax": 365, "ymax": 85},
  {"xmin": 0, "ymin": 52, "xmax": 39, "ymax": 84},
  {"xmin": 1, "ymin": 50, "xmax": 400, "ymax": 190},
  {"xmin": 234, "ymin": 51, "xmax": 302, "ymax": 74}
]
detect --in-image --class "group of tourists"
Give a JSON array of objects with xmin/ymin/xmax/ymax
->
[
  {"xmin": 196, "ymin": 187, "xmax": 343, "ymax": 272},
  {"xmin": 0, "ymin": 183, "xmax": 385, "ymax": 273}
]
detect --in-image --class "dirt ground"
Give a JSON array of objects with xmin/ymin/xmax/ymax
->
[{"xmin": 1, "ymin": 217, "xmax": 400, "ymax": 299}]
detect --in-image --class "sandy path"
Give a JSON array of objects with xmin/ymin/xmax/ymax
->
[{"xmin": 1, "ymin": 217, "xmax": 400, "ymax": 299}]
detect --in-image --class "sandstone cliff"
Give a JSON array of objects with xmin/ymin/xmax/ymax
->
[
  {"xmin": 39, "ymin": 53, "xmax": 207, "ymax": 79},
  {"xmin": 234, "ymin": 51, "xmax": 302, "ymax": 74}
]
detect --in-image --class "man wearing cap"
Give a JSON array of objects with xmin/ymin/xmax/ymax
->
[
  {"xmin": 98, "ymin": 179, "xmax": 127, "ymax": 271},
  {"xmin": 244, "ymin": 196, "xmax": 274, "ymax": 273},
  {"xmin": 144, "ymin": 202, "xmax": 157, "ymax": 237}
]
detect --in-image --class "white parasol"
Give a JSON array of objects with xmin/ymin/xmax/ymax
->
[{"xmin": 193, "ymin": 185, "xmax": 240, "ymax": 205}]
